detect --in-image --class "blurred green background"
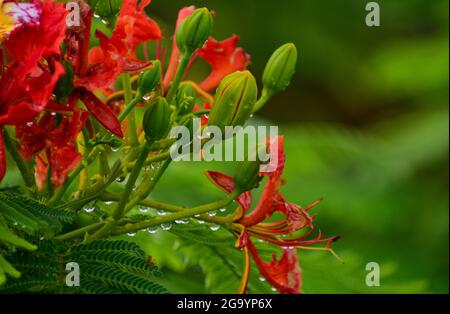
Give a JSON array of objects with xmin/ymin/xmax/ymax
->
[
  {"xmin": 144, "ymin": 0, "xmax": 449, "ymax": 293},
  {"xmin": 3, "ymin": 0, "xmax": 448, "ymax": 293}
]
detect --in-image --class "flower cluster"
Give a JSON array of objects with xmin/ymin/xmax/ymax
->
[{"xmin": 0, "ymin": 0, "xmax": 339, "ymax": 293}]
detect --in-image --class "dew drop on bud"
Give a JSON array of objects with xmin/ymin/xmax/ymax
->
[
  {"xmin": 127, "ymin": 232, "xmax": 136, "ymax": 237},
  {"xmin": 146, "ymin": 227, "xmax": 158, "ymax": 234},
  {"xmin": 219, "ymin": 208, "xmax": 227, "ymax": 213},
  {"xmin": 259, "ymin": 276, "xmax": 266, "ymax": 282},
  {"xmin": 271, "ymin": 287, "xmax": 277, "ymax": 292},
  {"xmin": 157, "ymin": 210, "xmax": 166, "ymax": 216},
  {"xmin": 138, "ymin": 206, "xmax": 150, "ymax": 213},
  {"xmin": 209, "ymin": 224, "xmax": 220, "ymax": 231},
  {"xmin": 198, "ymin": 220, "xmax": 205, "ymax": 224},
  {"xmin": 208, "ymin": 211, "xmax": 217, "ymax": 217},
  {"xmin": 104, "ymin": 201, "xmax": 113, "ymax": 205}
]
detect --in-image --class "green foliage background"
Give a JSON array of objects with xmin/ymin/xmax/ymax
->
[{"xmin": 1, "ymin": 0, "xmax": 448, "ymax": 293}]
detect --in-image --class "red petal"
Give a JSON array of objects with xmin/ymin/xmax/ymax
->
[
  {"xmin": 50, "ymin": 145, "xmax": 82, "ymax": 187},
  {"xmin": 0, "ymin": 130, "xmax": 6, "ymax": 182},
  {"xmin": 197, "ymin": 36, "xmax": 251, "ymax": 92},
  {"xmin": 4, "ymin": 0, "xmax": 66, "ymax": 80},
  {"xmin": 205, "ymin": 170, "xmax": 252, "ymax": 211},
  {"xmin": 15, "ymin": 121, "xmax": 46, "ymax": 160},
  {"xmin": 34, "ymin": 155, "xmax": 48, "ymax": 191},
  {"xmin": 247, "ymin": 240, "xmax": 302, "ymax": 294},
  {"xmin": 115, "ymin": 0, "xmax": 162, "ymax": 51},
  {"xmin": 79, "ymin": 90, "xmax": 123, "ymax": 138}
]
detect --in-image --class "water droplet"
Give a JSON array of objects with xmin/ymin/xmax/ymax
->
[
  {"xmin": 93, "ymin": 13, "xmax": 100, "ymax": 18},
  {"xmin": 198, "ymin": 220, "xmax": 205, "ymax": 224},
  {"xmin": 209, "ymin": 224, "xmax": 220, "ymax": 231},
  {"xmin": 111, "ymin": 146, "xmax": 119, "ymax": 152},
  {"xmin": 157, "ymin": 210, "xmax": 166, "ymax": 216},
  {"xmin": 194, "ymin": 214, "xmax": 201, "ymax": 218},
  {"xmin": 127, "ymin": 232, "xmax": 136, "ymax": 237},
  {"xmin": 143, "ymin": 95, "xmax": 151, "ymax": 101},
  {"xmin": 83, "ymin": 204, "xmax": 95, "ymax": 213},
  {"xmin": 101, "ymin": 19, "xmax": 109, "ymax": 25},
  {"xmin": 271, "ymin": 287, "xmax": 277, "ymax": 292},
  {"xmin": 250, "ymin": 114, "xmax": 254, "ymax": 118},
  {"xmin": 219, "ymin": 208, "xmax": 227, "ymax": 213},
  {"xmin": 104, "ymin": 201, "xmax": 113, "ymax": 205},
  {"xmin": 116, "ymin": 176, "xmax": 125, "ymax": 182},
  {"xmin": 146, "ymin": 227, "xmax": 158, "ymax": 234},
  {"xmin": 161, "ymin": 223, "xmax": 172, "ymax": 231},
  {"xmin": 208, "ymin": 211, "xmax": 217, "ymax": 217},
  {"xmin": 138, "ymin": 205, "xmax": 150, "ymax": 213},
  {"xmin": 259, "ymin": 276, "xmax": 266, "ymax": 282},
  {"xmin": 175, "ymin": 218, "xmax": 189, "ymax": 224}
]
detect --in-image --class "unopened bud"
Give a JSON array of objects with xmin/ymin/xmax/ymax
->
[
  {"xmin": 262, "ymin": 43, "xmax": 297, "ymax": 96},
  {"xmin": 176, "ymin": 82, "xmax": 196, "ymax": 115},
  {"xmin": 137, "ymin": 60, "xmax": 161, "ymax": 98},
  {"xmin": 143, "ymin": 97, "xmax": 171, "ymax": 142},
  {"xmin": 208, "ymin": 71, "xmax": 257, "ymax": 132},
  {"xmin": 176, "ymin": 8, "xmax": 213, "ymax": 55},
  {"xmin": 233, "ymin": 146, "xmax": 266, "ymax": 194}
]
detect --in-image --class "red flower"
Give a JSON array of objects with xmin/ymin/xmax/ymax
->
[
  {"xmin": 74, "ymin": 0, "xmax": 161, "ymax": 90},
  {"xmin": 206, "ymin": 136, "xmax": 340, "ymax": 293},
  {"xmin": 0, "ymin": 0, "xmax": 67, "ymax": 182},
  {"xmin": 197, "ymin": 35, "xmax": 250, "ymax": 92},
  {"xmin": 66, "ymin": 0, "xmax": 162, "ymax": 138},
  {"xmin": 16, "ymin": 110, "xmax": 88, "ymax": 189}
]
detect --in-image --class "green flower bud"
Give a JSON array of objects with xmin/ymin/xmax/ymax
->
[
  {"xmin": 176, "ymin": 82, "xmax": 196, "ymax": 115},
  {"xmin": 143, "ymin": 97, "xmax": 171, "ymax": 142},
  {"xmin": 233, "ymin": 145, "xmax": 266, "ymax": 193},
  {"xmin": 262, "ymin": 43, "xmax": 297, "ymax": 95},
  {"xmin": 208, "ymin": 71, "xmax": 258, "ymax": 132},
  {"xmin": 137, "ymin": 60, "xmax": 161, "ymax": 98},
  {"xmin": 176, "ymin": 8, "xmax": 213, "ymax": 55}
]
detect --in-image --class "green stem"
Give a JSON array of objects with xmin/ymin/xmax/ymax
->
[
  {"xmin": 166, "ymin": 54, "xmax": 191, "ymax": 104},
  {"xmin": 102, "ymin": 191, "xmax": 240, "ymax": 224},
  {"xmin": 112, "ymin": 143, "xmax": 152, "ymax": 220},
  {"xmin": 55, "ymin": 222, "xmax": 105, "ymax": 241},
  {"xmin": 2, "ymin": 128, "xmax": 34, "ymax": 188},
  {"xmin": 121, "ymin": 73, "xmax": 139, "ymax": 147},
  {"xmin": 111, "ymin": 196, "xmax": 236, "ymax": 236},
  {"xmin": 253, "ymin": 88, "xmax": 273, "ymax": 113},
  {"xmin": 126, "ymin": 151, "xmax": 170, "ymax": 171},
  {"xmin": 118, "ymin": 97, "xmax": 141, "ymax": 123},
  {"xmin": 47, "ymin": 148, "xmax": 100, "ymax": 206},
  {"xmin": 123, "ymin": 158, "xmax": 171, "ymax": 214}
]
